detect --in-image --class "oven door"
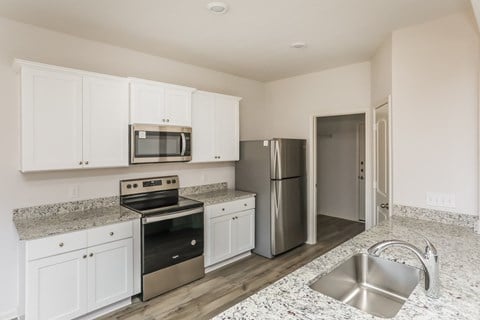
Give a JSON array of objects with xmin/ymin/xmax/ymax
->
[
  {"xmin": 130, "ymin": 124, "xmax": 192, "ymax": 164},
  {"xmin": 142, "ymin": 207, "xmax": 204, "ymax": 275}
]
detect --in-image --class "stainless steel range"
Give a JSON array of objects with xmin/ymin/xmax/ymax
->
[{"xmin": 120, "ymin": 175, "xmax": 204, "ymax": 301}]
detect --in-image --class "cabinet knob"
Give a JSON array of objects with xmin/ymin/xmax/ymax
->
[
  {"xmin": 85, "ymin": 161, "xmax": 89, "ymax": 165},
  {"xmin": 79, "ymin": 161, "xmax": 83, "ymax": 165},
  {"xmin": 166, "ymin": 119, "xmax": 170, "ymax": 122},
  {"xmin": 59, "ymin": 242, "xmax": 64, "ymax": 247},
  {"xmin": 89, "ymin": 253, "xmax": 94, "ymax": 257},
  {"xmin": 222, "ymin": 208, "xmax": 225, "ymax": 211},
  {"xmin": 244, "ymin": 203, "xmax": 247, "ymax": 206},
  {"xmin": 162, "ymin": 119, "xmax": 166, "ymax": 122},
  {"xmin": 83, "ymin": 254, "xmax": 87, "ymax": 259},
  {"xmin": 109, "ymin": 232, "xmax": 114, "ymax": 236}
]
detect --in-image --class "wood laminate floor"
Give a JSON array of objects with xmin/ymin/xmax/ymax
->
[{"xmin": 102, "ymin": 215, "xmax": 364, "ymax": 320}]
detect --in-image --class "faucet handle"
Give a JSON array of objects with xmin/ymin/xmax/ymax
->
[{"xmin": 422, "ymin": 237, "xmax": 438, "ymax": 257}]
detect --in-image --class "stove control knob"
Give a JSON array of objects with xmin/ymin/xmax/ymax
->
[
  {"xmin": 172, "ymin": 179, "xmax": 176, "ymax": 183},
  {"xmin": 126, "ymin": 184, "xmax": 132, "ymax": 189},
  {"xmin": 166, "ymin": 180, "xmax": 171, "ymax": 184},
  {"xmin": 191, "ymin": 240, "xmax": 197, "ymax": 246},
  {"xmin": 133, "ymin": 183, "xmax": 138, "ymax": 188}
]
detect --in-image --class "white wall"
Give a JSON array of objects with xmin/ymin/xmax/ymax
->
[
  {"xmin": 260, "ymin": 62, "xmax": 372, "ymax": 242},
  {"xmin": 0, "ymin": 17, "xmax": 265, "ymax": 318},
  {"xmin": 316, "ymin": 114, "xmax": 365, "ymax": 221},
  {"xmin": 391, "ymin": 12, "xmax": 479, "ymax": 215},
  {"xmin": 371, "ymin": 36, "xmax": 392, "ymax": 107}
]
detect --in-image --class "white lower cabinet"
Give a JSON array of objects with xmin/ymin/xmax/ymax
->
[
  {"xmin": 27, "ymin": 249, "xmax": 88, "ymax": 320},
  {"xmin": 205, "ymin": 197, "xmax": 255, "ymax": 268},
  {"xmin": 21, "ymin": 220, "xmax": 139, "ymax": 320},
  {"xmin": 87, "ymin": 239, "xmax": 133, "ymax": 311}
]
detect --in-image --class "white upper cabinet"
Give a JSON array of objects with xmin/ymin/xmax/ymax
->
[
  {"xmin": 18, "ymin": 60, "xmax": 130, "ymax": 172},
  {"xmin": 20, "ymin": 66, "xmax": 84, "ymax": 171},
  {"xmin": 83, "ymin": 75, "xmax": 129, "ymax": 168},
  {"xmin": 130, "ymin": 78, "xmax": 195, "ymax": 126},
  {"xmin": 191, "ymin": 91, "xmax": 241, "ymax": 163}
]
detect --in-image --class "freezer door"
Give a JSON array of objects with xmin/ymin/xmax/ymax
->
[
  {"xmin": 271, "ymin": 177, "xmax": 307, "ymax": 255},
  {"xmin": 270, "ymin": 139, "xmax": 306, "ymax": 179}
]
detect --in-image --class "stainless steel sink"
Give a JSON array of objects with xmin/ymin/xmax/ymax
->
[{"xmin": 309, "ymin": 253, "xmax": 421, "ymax": 318}]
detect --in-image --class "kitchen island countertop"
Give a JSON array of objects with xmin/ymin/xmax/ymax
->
[{"xmin": 215, "ymin": 215, "xmax": 480, "ymax": 320}]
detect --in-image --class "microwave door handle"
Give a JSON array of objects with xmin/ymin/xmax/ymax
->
[{"xmin": 181, "ymin": 133, "xmax": 187, "ymax": 156}]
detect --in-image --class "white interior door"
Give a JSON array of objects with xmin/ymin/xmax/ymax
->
[{"xmin": 375, "ymin": 103, "xmax": 390, "ymax": 224}]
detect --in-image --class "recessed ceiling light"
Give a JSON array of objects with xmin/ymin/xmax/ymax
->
[
  {"xmin": 207, "ymin": 2, "xmax": 228, "ymax": 14},
  {"xmin": 290, "ymin": 42, "xmax": 307, "ymax": 49}
]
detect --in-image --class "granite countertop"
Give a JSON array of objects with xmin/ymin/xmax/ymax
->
[
  {"xmin": 13, "ymin": 198, "xmax": 140, "ymax": 240},
  {"xmin": 184, "ymin": 189, "xmax": 256, "ymax": 206},
  {"xmin": 215, "ymin": 216, "xmax": 480, "ymax": 320}
]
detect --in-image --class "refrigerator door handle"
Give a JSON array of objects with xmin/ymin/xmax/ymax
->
[
  {"xmin": 271, "ymin": 140, "xmax": 280, "ymax": 179},
  {"xmin": 273, "ymin": 181, "xmax": 280, "ymax": 219}
]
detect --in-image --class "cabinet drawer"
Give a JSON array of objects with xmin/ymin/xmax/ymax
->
[
  {"xmin": 26, "ymin": 230, "xmax": 87, "ymax": 261},
  {"xmin": 206, "ymin": 197, "xmax": 255, "ymax": 218},
  {"xmin": 87, "ymin": 221, "xmax": 133, "ymax": 247}
]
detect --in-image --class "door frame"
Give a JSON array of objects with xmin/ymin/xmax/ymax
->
[
  {"xmin": 372, "ymin": 96, "xmax": 394, "ymax": 225},
  {"xmin": 308, "ymin": 109, "xmax": 372, "ymax": 244}
]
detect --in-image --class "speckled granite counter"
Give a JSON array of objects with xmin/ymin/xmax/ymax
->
[
  {"xmin": 13, "ymin": 197, "xmax": 140, "ymax": 240},
  {"xmin": 184, "ymin": 189, "xmax": 255, "ymax": 206},
  {"xmin": 215, "ymin": 216, "xmax": 480, "ymax": 320}
]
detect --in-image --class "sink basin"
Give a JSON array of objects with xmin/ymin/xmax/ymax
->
[{"xmin": 309, "ymin": 253, "xmax": 421, "ymax": 318}]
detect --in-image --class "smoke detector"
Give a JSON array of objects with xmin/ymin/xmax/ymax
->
[
  {"xmin": 290, "ymin": 42, "xmax": 307, "ymax": 49},
  {"xmin": 207, "ymin": 2, "xmax": 229, "ymax": 14}
]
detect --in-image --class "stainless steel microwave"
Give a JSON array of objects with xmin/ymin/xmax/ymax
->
[{"xmin": 130, "ymin": 124, "xmax": 191, "ymax": 164}]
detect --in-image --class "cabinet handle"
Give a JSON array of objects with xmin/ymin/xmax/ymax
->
[
  {"xmin": 109, "ymin": 232, "xmax": 114, "ymax": 236},
  {"xmin": 59, "ymin": 242, "xmax": 64, "ymax": 247},
  {"xmin": 79, "ymin": 161, "xmax": 83, "ymax": 165},
  {"xmin": 85, "ymin": 161, "xmax": 89, "ymax": 165},
  {"xmin": 83, "ymin": 254, "xmax": 87, "ymax": 259},
  {"xmin": 89, "ymin": 253, "xmax": 94, "ymax": 257}
]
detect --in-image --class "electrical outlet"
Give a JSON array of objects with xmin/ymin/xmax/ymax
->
[
  {"xmin": 426, "ymin": 192, "xmax": 456, "ymax": 208},
  {"xmin": 69, "ymin": 185, "xmax": 79, "ymax": 199}
]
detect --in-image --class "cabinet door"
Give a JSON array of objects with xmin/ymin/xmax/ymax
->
[
  {"xmin": 191, "ymin": 92, "xmax": 216, "ymax": 162},
  {"xmin": 83, "ymin": 76, "xmax": 129, "ymax": 168},
  {"xmin": 87, "ymin": 239, "xmax": 133, "ymax": 312},
  {"xmin": 207, "ymin": 214, "xmax": 235, "ymax": 266},
  {"xmin": 130, "ymin": 81, "xmax": 165, "ymax": 124},
  {"xmin": 21, "ymin": 67, "xmax": 83, "ymax": 171},
  {"xmin": 165, "ymin": 88, "xmax": 192, "ymax": 126},
  {"xmin": 27, "ymin": 249, "xmax": 87, "ymax": 320},
  {"xmin": 214, "ymin": 96, "xmax": 239, "ymax": 161},
  {"xmin": 233, "ymin": 209, "xmax": 255, "ymax": 254}
]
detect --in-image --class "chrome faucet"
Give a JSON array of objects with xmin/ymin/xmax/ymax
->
[{"xmin": 367, "ymin": 238, "xmax": 440, "ymax": 299}]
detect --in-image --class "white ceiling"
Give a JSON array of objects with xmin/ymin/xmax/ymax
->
[{"xmin": 0, "ymin": 0, "xmax": 472, "ymax": 81}]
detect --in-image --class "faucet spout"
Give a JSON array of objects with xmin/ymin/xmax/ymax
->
[{"xmin": 368, "ymin": 239, "xmax": 440, "ymax": 299}]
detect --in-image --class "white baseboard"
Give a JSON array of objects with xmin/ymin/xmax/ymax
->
[
  {"xmin": 0, "ymin": 308, "xmax": 18, "ymax": 320},
  {"xmin": 205, "ymin": 251, "xmax": 252, "ymax": 273},
  {"xmin": 78, "ymin": 298, "xmax": 131, "ymax": 320}
]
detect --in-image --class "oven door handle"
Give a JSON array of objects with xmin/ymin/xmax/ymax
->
[
  {"xmin": 142, "ymin": 207, "xmax": 203, "ymax": 224},
  {"xmin": 180, "ymin": 133, "xmax": 187, "ymax": 156}
]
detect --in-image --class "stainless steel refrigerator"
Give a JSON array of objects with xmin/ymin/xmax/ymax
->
[{"xmin": 235, "ymin": 139, "xmax": 307, "ymax": 258}]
